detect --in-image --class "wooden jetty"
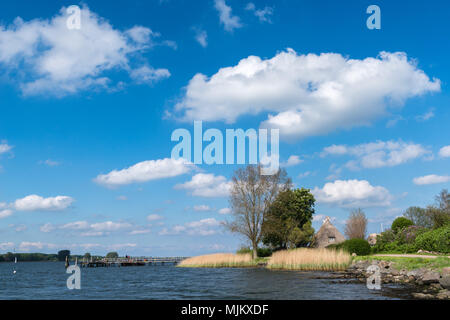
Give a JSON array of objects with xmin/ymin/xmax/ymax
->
[{"xmin": 79, "ymin": 256, "xmax": 187, "ymax": 268}]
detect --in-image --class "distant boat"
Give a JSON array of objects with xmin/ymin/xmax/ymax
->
[{"xmin": 13, "ymin": 257, "xmax": 17, "ymax": 274}]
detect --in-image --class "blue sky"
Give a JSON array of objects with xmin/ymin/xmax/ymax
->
[{"xmin": 0, "ymin": 0, "xmax": 449, "ymax": 256}]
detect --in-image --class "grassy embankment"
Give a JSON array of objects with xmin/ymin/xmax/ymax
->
[
  {"xmin": 179, "ymin": 249, "xmax": 450, "ymax": 271},
  {"xmin": 353, "ymin": 255, "xmax": 450, "ymax": 272},
  {"xmin": 178, "ymin": 253, "xmax": 259, "ymax": 268},
  {"xmin": 179, "ymin": 248, "xmax": 352, "ymax": 271},
  {"xmin": 267, "ymin": 248, "xmax": 351, "ymax": 271}
]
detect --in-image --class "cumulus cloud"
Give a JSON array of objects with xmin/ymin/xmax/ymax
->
[
  {"xmin": 59, "ymin": 220, "xmax": 132, "ymax": 237},
  {"xmin": 439, "ymin": 145, "xmax": 450, "ymax": 158},
  {"xmin": 129, "ymin": 65, "xmax": 170, "ymax": 84},
  {"xmin": 147, "ymin": 214, "xmax": 164, "ymax": 222},
  {"xmin": 0, "ymin": 242, "xmax": 14, "ymax": 250},
  {"xmin": 415, "ymin": 109, "xmax": 435, "ymax": 122},
  {"xmin": 0, "ymin": 209, "xmax": 13, "ymax": 219},
  {"xmin": 0, "ymin": 6, "xmax": 170, "ymax": 96},
  {"xmin": 214, "ymin": 0, "xmax": 242, "ymax": 32},
  {"xmin": 0, "ymin": 141, "xmax": 13, "ymax": 155},
  {"xmin": 160, "ymin": 218, "xmax": 221, "ymax": 236},
  {"xmin": 218, "ymin": 207, "xmax": 231, "ymax": 215},
  {"xmin": 193, "ymin": 28, "xmax": 207, "ymax": 47},
  {"xmin": 193, "ymin": 205, "xmax": 212, "ymax": 212},
  {"xmin": 245, "ymin": 3, "xmax": 274, "ymax": 23},
  {"xmin": 413, "ymin": 174, "xmax": 450, "ymax": 185},
  {"xmin": 174, "ymin": 50, "xmax": 439, "ymax": 140},
  {"xmin": 321, "ymin": 140, "xmax": 430, "ymax": 169},
  {"xmin": 312, "ymin": 179, "xmax": 392, "ymax": 208},
  {"xmin": 175, "ymin": 173, "xmax": 232, "ymax": 197},
  {"xmin": 40, "ymin": 223, "xmax": 55, "ymax": 233},
  {"xmin": 13, "ymin": 194, "xmax": 74, "ymax": 211},
  {"xmin": 281, "ymin": 155, "xmax": 303, "ymax": 167},
  {"xmin": 94, "ymin": 158, "xmax": 194, "ymax": 188}
]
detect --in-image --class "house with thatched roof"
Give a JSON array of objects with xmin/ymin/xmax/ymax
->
[{"xmin": 312, "ymin": 216, "xmax": 345, "ymax": 248}]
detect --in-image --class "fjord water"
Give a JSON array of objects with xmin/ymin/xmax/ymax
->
[{"xmin": 0, "ymin": 262, "xmax": 410, "ymax": 300}]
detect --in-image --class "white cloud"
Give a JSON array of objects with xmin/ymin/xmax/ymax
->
[
  {"xmin": 214, "ymin": 0, "xmax": 242, "ymax": 32},
  {"xmin": 41, "ymin": 159, "xmax": 60, "ymax": 167},
  {"xmin": 439, "ymin": 145, "xmax": 450, "ymax": 158},
  {"xmin": 13, "ymin": 195, "xmax": 74, "ymax": 211},
  {"xmin": 0, "ymin": 209, "xmax": 13, "ymax": 219},
  {"xmin": 160, "ymin": 218, "xmax": 221, "ymax": 236},
  {"xmin": 59, "ymin": 220, "xmax": 132, "ymax": 237},
  {"xmin": 218, "ymin": 207, "xmax": 231, "ymax": 215},
  {"xmin": 313, "ymin": 179, "xmax": 392, "ymax": 208},
  {"xmin": 147, "ymin": 214, "xmax": 164, "ymax": 222},
  {"xmin": 413, "ymin": 174, "xmax": 450, "ymax": 185},
  {"xmin": 60, "ymin": 221, "xmax": 90, "ymax": 230},
  {"xmin": 193, "ymin": 205, "xmax": 212, "ymax": 212},
  {"xmin": 281, "ymin": 155, "xmax": 303, "ymax": 167},
  {"xmin": 40, "ymin": 223, "xmax": 55, "ymax": 233},
  {"xmin": 0, "ymin": 6, "xmax": 170, "ymax": 96},
  {"xmin": 322, "ymin": 140, "xmax": 430, "ymax": 169},
  {"xmin": 175, "ymin": 173, "xmax": 232, "ymax": 197},
  {"xmin": 94, "ymin": 158, "xmax": 194, "ymax": 188},
  {"xmin": 415, "ymin": 109, "xmax": 435, "ymax": 121},
  {"xmin": 194, "ymin": 28, "xmax": 208, "ymax": 47},
  {"xmin": 14, "ymin": 224, "xmax": 27, "ymax": 232},
  {"xmin": 129, "ymin": 65, "xmax": 170, "ymax": 84},
  {"xmin": 90, "ymin": 221, "xmax": 132, "ymax": 232},
  {"xmin": 0, "ymin": 242, "xmax": 14, "ymax": 250},
  {"xmin": 106, "ymin": 243, "xmax": 137, "ymax": 251},
  {"xmin": 129, "ymin": 229, "xmax": 151, "ymax": 235},
  {"xmin": 19, "ymin": 241, "xmax": 45, "ymax": 251},
  {"xmin": 245, "ymin": 3, "xmax": 274, "ymax": 23},
  {"xmin": 174, "ymin": 50, "xmax": 439, "ymax": 140},
  {"xmin": 0, "ymin": 142, "xmax": 12, "ymax": 155}
]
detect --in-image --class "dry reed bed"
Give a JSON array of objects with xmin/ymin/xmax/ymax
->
[
  {"xmin": 178, "ymin": 253, "xmax": 256, "ymax": 268},
  {"xmin": 267, "ymin": 248, "xmax": 352, "ymax": 271}
]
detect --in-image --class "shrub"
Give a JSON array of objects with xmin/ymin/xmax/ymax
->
[
  {"xmin": 236, "ymin": 247, "xmax": 273, "ymax": 257},
  {"xmin": 371, "ymin": 241, "xmax": 417, "ymax": 254},
  {"xmin": 396, "ymin": 225, "xmax": 426, "ymax": 245},
  {"xmin": 376, "ymin": 229, "xmax": 395, "ymax": 244},
  {"xmin": 415, "ymin": 225, "xmax": 450, "ymax": 253},
  {"xmin": 391, "ymin": 217, "xmax": 414, "ymax": 234},
  {"xmin": 328, "ymin": 239, "xmax": 371, "ymax": 256}
]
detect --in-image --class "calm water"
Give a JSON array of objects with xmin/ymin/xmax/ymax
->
[{"xmin": 0, "ymin": 262, "xmax": 412, "ymax": 300}]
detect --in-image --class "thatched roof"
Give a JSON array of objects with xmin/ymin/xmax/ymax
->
[{"xmin": 312, "ymin": 216, "xmax": 345, "ymax": 248}]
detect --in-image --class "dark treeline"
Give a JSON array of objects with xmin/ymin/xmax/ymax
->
[
  {"xmin": 0, "ymin": 252, "xmax": 58, "ymax": 262},
  {"xmin": 0, "ymin": 250, "xmax": 116, "ymax": 262}
]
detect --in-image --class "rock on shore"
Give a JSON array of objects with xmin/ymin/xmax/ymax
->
[{"xmin": 346, "ymin": 261, "xmax": 450, "ymax": 300}]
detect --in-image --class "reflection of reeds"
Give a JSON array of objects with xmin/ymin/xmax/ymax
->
[
  {"xmin": 267, "ymin": 248, "xmax": 352, "ymax": 271},
  {"xmin": 178, "ymin": 253, "xmax": 256, "ymax": 268}
]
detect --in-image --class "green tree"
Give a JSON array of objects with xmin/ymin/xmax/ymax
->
[
  {"xmin": 391, "ymin": 217, "xmax": 413, "ymax": 234},
  {"xmin": 262, "ymin": 188, "xmax": 315, "ymax": 249},
  {"xmin": 57, "ymin": 250, "xmax": 70, "ymax": 261},
  {"xmin": 106, "ymin": 252, "xmax": 119, "ymax": 259},
  {"xmin": 403, "ymin": 206, "xmax": 433, "ymax": 228},
  {"xmin": 225, "ymin": 165, "xmax": 291, "ymax": 259}
]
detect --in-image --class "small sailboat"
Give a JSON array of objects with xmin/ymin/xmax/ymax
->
[{"xmin": 13, "ymin": 256, "xmax": 17, "ymax": 274}]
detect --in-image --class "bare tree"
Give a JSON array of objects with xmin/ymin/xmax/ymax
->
[
  {"xmin": 225, "ymin": 165, "xmax": 291, "ymax": 259},
  {"xmin": 345, "ymin": 209, "xmax": 368, "ymax": 239}
]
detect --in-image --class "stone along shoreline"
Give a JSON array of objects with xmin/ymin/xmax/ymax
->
[{"xmin": 329, "ymin": 259, "xmax": 450, "ymax": 300}]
